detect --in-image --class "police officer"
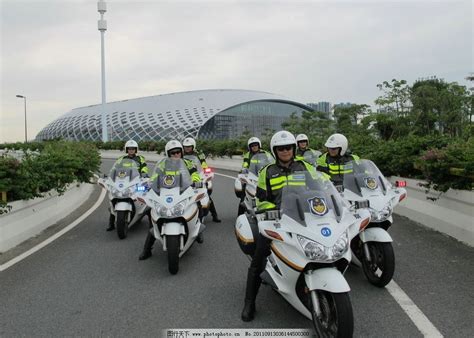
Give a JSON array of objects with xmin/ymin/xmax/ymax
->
[
  {"xmin": 107, "ymin": 140, "xmax": 149, "ymax": 231},
  {"xmin": 138, "ymin": 140, "xmax": 202, "ymax": 260},
  {"xmin": 242, "ymin": 137, "xmax": 272, "ymax": 170},
  {"xmin": 241, "ymin": 131, "xmax": 319, "ymax": 322},
  {"xmin": 295, "ymin": 133, "xmax": 322, "ymax": 166},
  {"xmin": 182, "ymin": 137, "xmax": 221, "ymax": 223},
  {"xmin": 316, "ymin": 133, "xmax": 360, "ymax": 185}
]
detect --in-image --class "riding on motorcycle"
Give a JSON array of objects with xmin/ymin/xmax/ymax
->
[
  {"xmin": 235, "ymin": 152, "xmax": 274, "ymax": 216},
  {"xmin": 338, "ymin": 159, "xmax": 407, "ymax": 287},
  {"xmin": 137, "ymin": 158, "xmax": 208, "ymax": 274},
  {"xmin": 98, "ymin": 158, "xmax": 149, "ymax": 239},
  {"xmin": 235, "ymin": 170, "xmax": 371, "ymax": 337}
]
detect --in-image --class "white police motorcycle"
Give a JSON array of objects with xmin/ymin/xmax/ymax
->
[
  {"xmin": 137, "ymin": 158, "xmax": 208, "ymax": 274},
  {"xmin": 234, "ymin": 152, "xmax": 274, "ymax": 216},
  {"xmin": 235, "ymin": 171, "xmax": 371, "ymax": 337},
  {"xmin": 339, "ymin": 159, "xmax": 407, "ymax": 287},
  {"xmin": 98, "ymin": 158, "xmax": 148, "ymax": 239}
]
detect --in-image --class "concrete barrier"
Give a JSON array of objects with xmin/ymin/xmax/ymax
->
[
  {"xmin": 0, "ymin": 183, "xmax": 95, "ymax": 253},
  {"xmin": 388, "ymin": 176, "xmax": 473, "ymax": 246}
]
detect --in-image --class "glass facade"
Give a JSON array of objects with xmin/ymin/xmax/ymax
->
[
  {"xmin": 36, "ymin": 91, "xmax": 312, "ymax": 142},
  {"xmin": 199, "ymin": 101, "xmax": 307, "ymax": 139}
]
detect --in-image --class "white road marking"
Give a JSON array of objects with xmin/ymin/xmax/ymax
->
[
  {"xmin": 214, "ymin": 172, "xmax": 238, "ymax": 180},
  {"xmin": 216, "ymin": 171, "xmax": 444, "ymax": 338},
  {"xmin": 386, "ymin": 280, "xmax": 443, "ymax": 337},
  {"xmin": 0, "ymin": 188, "xmax": 107, "ymax": 272}
]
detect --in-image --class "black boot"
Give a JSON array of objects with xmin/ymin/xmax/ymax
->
[
  {"xmin": 139, "ymin": 232, "xmax": 156, "ymax": 260},
  {"xmin": 196, "ymin": 232, "xmax": 204, "ymax": 244},
  {"xmin": 106, "ymin": 214, "xmax": 115, "ymax": 231},
  {"xmin": 209, "ymin": 200, "xmax": 221, "ymax": 223},
  {"xmin": 241, "ymin": 267, "xmax": 261, "ymax": 322}
]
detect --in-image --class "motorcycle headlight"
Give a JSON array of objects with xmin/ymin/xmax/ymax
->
[
  {"xmin": 297, "ymin": 231, "xmax": 349, "ymax": 262},
  {"xmin": 297, "ymin": 235, "xmax": 327, "ymax": 260},
  {"xmin": 370, "ymin": 205, "xmax": 392, "ymax": 222},
  {"xmin": 155, "ymin": 201, "xmax": 186, "ymax": 217},
  {"xmin": 171, "ymin": 201, "xmax": 186, "ymax": 216},
  {"xmin": 331, "ymin": 231, "xmax": 349, "ymax": 259}
]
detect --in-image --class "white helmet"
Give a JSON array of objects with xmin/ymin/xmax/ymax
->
[
  {"xmin": 325, "ymin": 133, "xmax": 348, "ymax": 156},
  {"xmin": 165, "ymin": 140, "xmax": 183, "ymax": 157},
  {"xmin": 182, "ymin": 137, "xmax": 196, "ymax": 149},
  {"xmin": 124, "ymin": 139, "xmax": 138, "ymax": 152},
  {"xmin": 247, "ymin": 137, "xmax": 261, "ymax": 151},
  {"xmin": 270, "ymin": 130, "xmax": 296, "ymax": 158},
  {"xmin": 296, "ymin": 134, "xmax": 309, "ymax": 143}
]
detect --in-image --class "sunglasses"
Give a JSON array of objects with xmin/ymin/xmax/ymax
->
[
  {"xmin": 169, "ymin": 150, "xmax": 182, "ymax": 155},
  {"xmin": 250, "ymin": 143, "xmax": 259, "ymax": 147},
  {"xmin": 275, "ymin": 145, "xmax": 293, "ymax": 152}
]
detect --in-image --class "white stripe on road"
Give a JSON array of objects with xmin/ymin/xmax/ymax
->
[
  {"xmin": 214, "ymin": 172, "xmax": 238, "ymax": 180},
  {"xmin": 0, "ymin": 188, "xmax": 107, "ymax": 272},
  {"xmin": 386, "ymin": 280, "xmax": 443, "ymax": 337},
  {"xmin": 216, "ymin": 171, "xmax": 444, "ymax": 338}
]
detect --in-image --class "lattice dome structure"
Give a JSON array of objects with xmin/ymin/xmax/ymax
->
[{"xmin": 36, "ymin": 89, "xmax": 312, "ymax": 141}]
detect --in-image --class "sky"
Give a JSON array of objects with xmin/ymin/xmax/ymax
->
[{"xmin": 0, "ymin": 0, "xmax": 472, "ymax": 143}]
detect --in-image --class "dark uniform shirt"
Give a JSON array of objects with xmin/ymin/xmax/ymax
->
[
  {"xmin": 256, "ymin": 160, "xmax": 321, "ymax": 210},
  {"xmin": 316, "ymin": 152, "xmax": 360, "ymax": 184},
  {"xmin": 115, "ymin": 154, "xmax": 148, "ymax": 175},
  {"xmin": 242, "ymin": 149, "xmax": 273, "ymax": 169}
]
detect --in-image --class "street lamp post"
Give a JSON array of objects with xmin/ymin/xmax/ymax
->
[
  {"xmin": 98, "ymin": 0, "xmax": 108, "ymax": 142},
  {"xmin": 16, "ymin": 95, "xmax": 27, "ymax": 142}
]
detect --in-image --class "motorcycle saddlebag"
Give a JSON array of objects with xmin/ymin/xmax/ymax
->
[{"xmin": 234, "ymin": 214, "xmax": 258, "ymax": 256}]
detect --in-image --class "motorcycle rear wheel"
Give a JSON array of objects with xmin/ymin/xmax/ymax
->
[
  {"xmin": 116, "ymin": 210, "xmax": 128, "ymax": 239},
  {"xmin": 310, "ymin": 290, "xmax": 353, "ymax": 338},
  {"xmin": 167, "ymin": 235, "xmax": 180, "ymax": 275},
  {"xmin": 362, "ymin": 241, "xmax": 395, "ymax": 287}
]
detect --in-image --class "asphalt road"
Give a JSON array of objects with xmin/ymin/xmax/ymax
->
[{"xmin": 0, "ymin": 159, "xmax": 473, "ymax": 337}]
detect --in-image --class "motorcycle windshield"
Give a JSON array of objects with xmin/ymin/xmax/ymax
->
[
  {"xmin": 302, "ymin": 150, "xmax": 321, "ymax": 166},
  {"xmin": 183, "ymin": 154, "xmax": 203, "ymax": 173},
  {"xmin": 280, "ymin": 171, "xmax": 346, "ymax": 224},
  {"xmin": 248, "ymin": 153, "xmax": 274, "ymax": 176},
  {"xmin": 341, "ymin": 159, "xmax": 391, "ymax": 197},
  {"xmin": 109, "ymin": 158, "xmax": 140, "ymax": 182},
  {"xmin": 151, "ymin": 158, "xmax": 192, "ymax": 193}
]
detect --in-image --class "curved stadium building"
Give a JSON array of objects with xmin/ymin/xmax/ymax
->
[{"xmin": 36, "ymin": 89, "xmax": 312, "ymax": 141}]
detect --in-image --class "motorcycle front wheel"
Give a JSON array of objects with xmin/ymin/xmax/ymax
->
[
  {"xmin": 116, "ymin": 210, "xmax": 128, "ymax": 239},
  {"xmin": 310, "ymin": 290, "xmax": 353, "ymax": 338},
  {"xmin": 362, "ymin": 241, "xmax": 395, "ymax": 287},
  {"xmin": 167, "ymin": 235, "xmax": 180, "ymax": 275}
]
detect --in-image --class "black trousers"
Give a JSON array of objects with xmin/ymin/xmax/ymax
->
[{"xmin": 250, "ymin": 234, "xmax": 272, "ymax": 274}]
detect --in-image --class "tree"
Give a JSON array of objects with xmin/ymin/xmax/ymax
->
[{"xmin": 375, "ymin": 79, "xmax": 411, "ymax": 116}]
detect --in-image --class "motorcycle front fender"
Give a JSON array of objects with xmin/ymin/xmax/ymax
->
[
  {"xmin": 304, "ymin": 268, "xmax": 351, "ymax": 293},
  {"xmin": 115, "ymin": 201, "xmax": 133, "ymax": 211},
  {"xmin": 161, "ymin": 222, "xmax": 185, "ymax": 236},
  {"xmin": 360, "ymin": 227, "xmax": 393, "ymax": 243}
]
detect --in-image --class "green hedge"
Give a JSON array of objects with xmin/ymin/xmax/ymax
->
[{"xmin": 0, "ymin": 141, "xmax": 100, "ymax": 214}]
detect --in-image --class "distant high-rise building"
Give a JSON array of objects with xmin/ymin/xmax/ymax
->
[{"xmin": 306, "ymin": 101, "xmax": 333, "ymax": 119}]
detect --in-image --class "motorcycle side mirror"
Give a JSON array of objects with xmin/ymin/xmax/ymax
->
[
  {"xmin": 354, "ymin": 200, "xmax": 370, "ymax": 209},
  {"xmin": 103, "ymin": 174, "xmax": 108, "ymax": 178}
]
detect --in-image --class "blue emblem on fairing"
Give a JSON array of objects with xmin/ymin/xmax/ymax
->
[
  {"xmin": 118, "ymin": 183, "xmax": 124, "ymax": 188},
  {"xmin": 321, "ymin": 227, "xmax": 332, "ymax": 237},
  {"xmin": 166, "ymin": 196, "xmax": 173, "ymax": 203}
]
